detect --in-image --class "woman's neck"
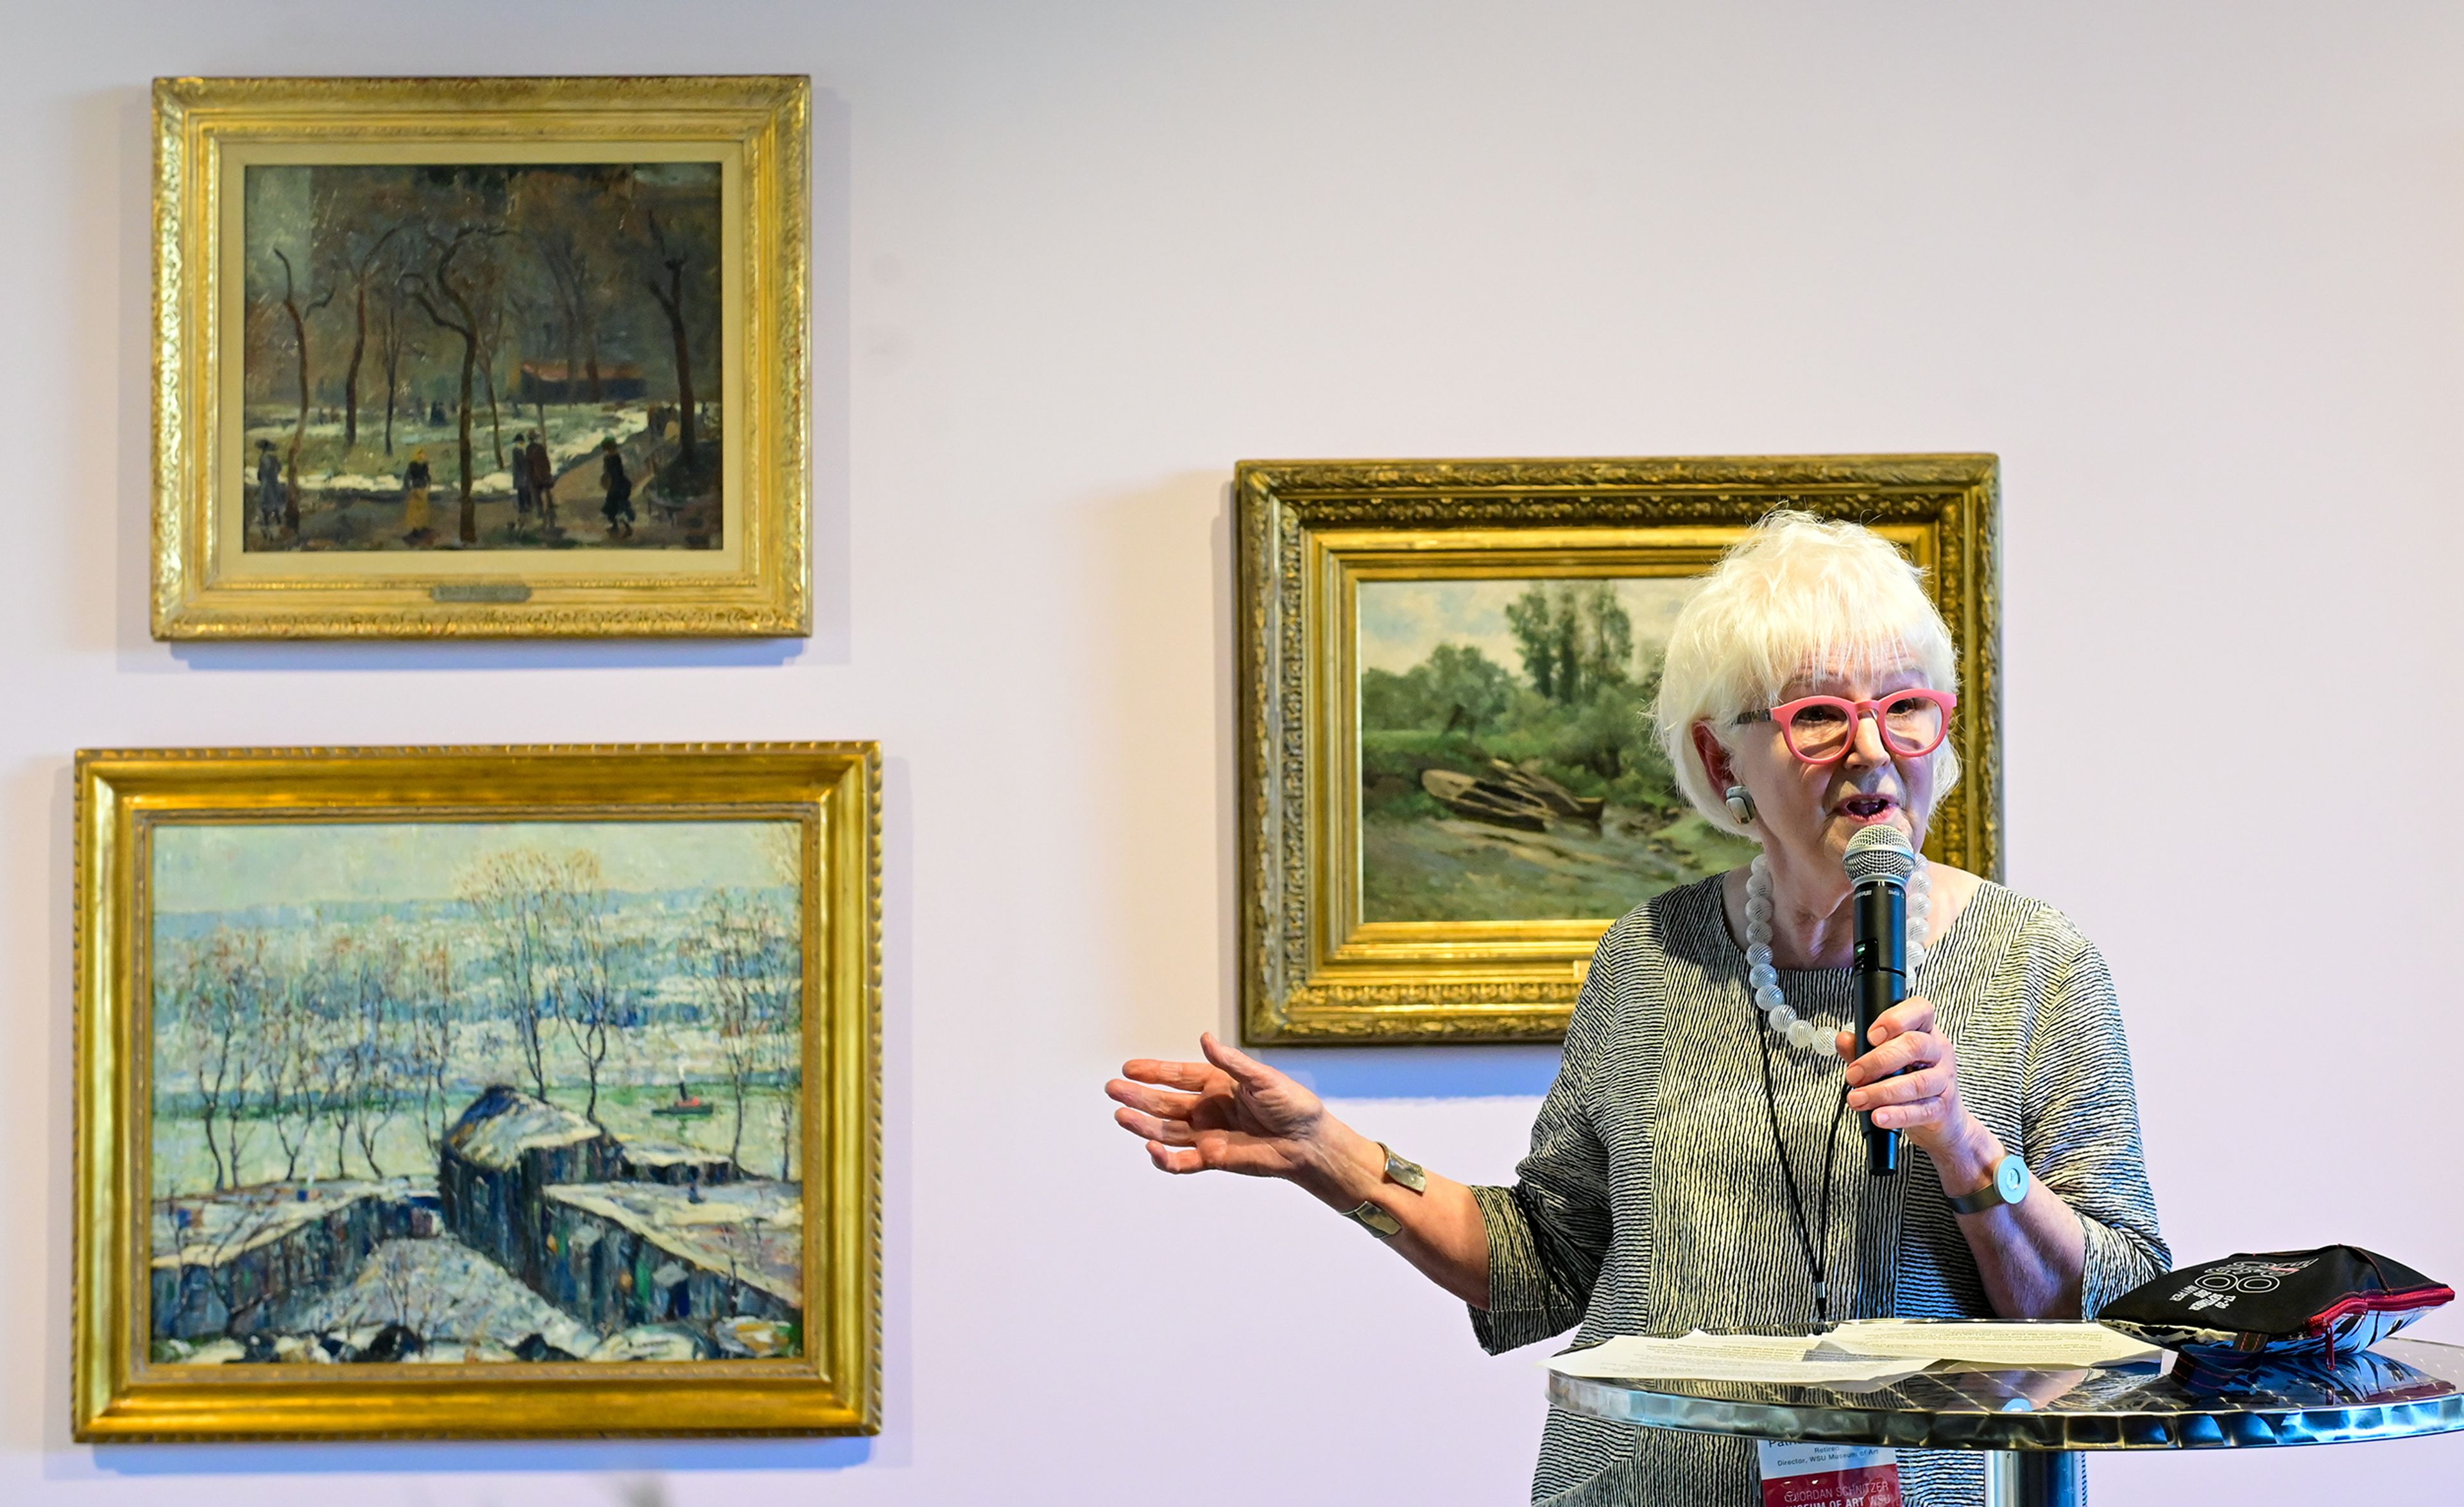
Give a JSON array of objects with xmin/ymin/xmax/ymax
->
[
  {"xmin": 1725, "ymin": 847, "xmax": 1858, "ymax": 969},
  {"xmin": 1724, "ymin": 848, "xmax": 1978, "ymax": 972},
  {"xmin": 1774, "ymin": 854, "xmax": 1860, "ymax": 969}
]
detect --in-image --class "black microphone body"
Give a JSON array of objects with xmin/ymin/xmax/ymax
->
[{"xmin": 1851, "ymin": 866, "xmax": 1906, "ymax": 1177}]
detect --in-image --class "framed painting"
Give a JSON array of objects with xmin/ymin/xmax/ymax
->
[
  {"xmin": 151, "ymin": 76, "xmax": 809, "ymax": 638},
  {"xmin": 73, "ymin": 744, "xmax": 880, "ymax": 1440},
  {"xmin": 1236, "ymin": 456, "xmax": 2001, "ymax": 1044}
]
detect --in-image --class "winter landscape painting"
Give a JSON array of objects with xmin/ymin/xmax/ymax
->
[
  {"xmin": 1357, "ymin": 575, "xmax": 1759, "ymax": 922},
  {"xmin": 146, "ymin": 817, "xmax": 807, "ymax": 1369},
  {"xmin": 240, "ymin": 161, "xmax": 724, "ymax": 553}
]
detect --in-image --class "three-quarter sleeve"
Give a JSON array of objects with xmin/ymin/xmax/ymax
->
[
  {"xmin": 1468, "ymin": 951, "xmax": 1621, "ymax": 1354},
  {"xmin": 2021, "ymin": 933, "xmax": 2170, "ymax": 1316}
]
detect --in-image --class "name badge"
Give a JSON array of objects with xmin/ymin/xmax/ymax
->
[{"xmin": 1755, "ymin": 1440, "xmax": 1903, "ymax": 1507}]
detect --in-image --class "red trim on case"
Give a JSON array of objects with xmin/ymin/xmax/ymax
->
[{"xmin": 2298, "ymin": 1284, "xmax": 2452, "ymax": 1368}]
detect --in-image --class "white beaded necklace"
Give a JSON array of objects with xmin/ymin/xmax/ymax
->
[{"xmin": 1743, "ymin": 848, "xmax": 1931, "ymax": 1057}]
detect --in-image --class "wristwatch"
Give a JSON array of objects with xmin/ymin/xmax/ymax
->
[
  {"xmin": 1339, "ymin": 1143, "xmax": 1428, "ymax": 1238},
  {"xmin": 1949, "ymin": 1153, "xmax": 2032, "ymax": 1215}
]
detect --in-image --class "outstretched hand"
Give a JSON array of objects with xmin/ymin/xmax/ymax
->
[
  {"xmin": 1107, "ymin": 1032, "xmax": 1498, "ymax": 1309},
  {"xmin": 1107, "ymin": 1032, "xmax": 1344, "ymax": 1185}
]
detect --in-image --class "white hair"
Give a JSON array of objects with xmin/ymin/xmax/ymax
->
[{"xmin": 1652, "ymin": 511, "xmax": 1961, "ymax": 838}]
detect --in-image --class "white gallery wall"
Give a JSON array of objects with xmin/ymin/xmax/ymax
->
[{"xmin": 5, "ymin": 1, "xmax": 2461, "ymax": 1502}]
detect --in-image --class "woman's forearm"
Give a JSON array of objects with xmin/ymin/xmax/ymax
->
[
  {"xmin": 1931, "ymin": 1117, "xmax": 2087, "ymax": 1318},
  {"xmin": 1294, "ymin": 1120, "xmax": 1494, "ymax": 1308}
]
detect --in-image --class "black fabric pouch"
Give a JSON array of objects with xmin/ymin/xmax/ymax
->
[{"xmin": 2101, "ymin": 1245, "xmax": 2453, "ymax": 1363}]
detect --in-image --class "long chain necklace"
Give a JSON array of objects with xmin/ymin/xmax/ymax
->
[
  {"xmin": 1753, "ymin": 1023, "xmax": 1851, "ymax": 1322},
  {"xmin": 1740, "ymin": 846, "xmax": 1932, "ymax": 1322}
]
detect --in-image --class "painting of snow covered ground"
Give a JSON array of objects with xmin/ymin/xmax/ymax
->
[
  {"xmin": 239, "ymin": 162, "xmax": 724, "ymax": 552},
  {"xmin": 147, "ymin": 819, "xmax": 807, "ymax": 1366}
]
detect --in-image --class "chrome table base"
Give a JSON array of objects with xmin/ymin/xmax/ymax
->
[{"xmin": 1983, "ymin": 1450, "xmax": 2081, "ymax": 1507}]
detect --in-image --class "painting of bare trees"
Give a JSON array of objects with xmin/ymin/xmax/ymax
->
[
  {"xmin": 241, "ymin": 162, "xmax": 723, "ymax": 552},
  {"xmin": 147, "ymin": 819, "xmax": 808, "ymax": 1367}
]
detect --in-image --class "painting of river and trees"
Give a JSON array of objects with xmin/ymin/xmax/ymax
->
[
  {"xmin": 1358, "ymin": 575, "xmax": 1761, "ymax": 923},
  {"xmin": 241, "ymin": 162, "xmax": 723, "ymax": 552},
  {"xmin": 147, "ymin": 819, "xmax": 806, "ymax": 1367}
]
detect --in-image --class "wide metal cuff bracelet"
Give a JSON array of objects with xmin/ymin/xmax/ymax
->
[{"xmin": 1339, "ymin": 1142, "xmax": 1426, "ymax": 1238}]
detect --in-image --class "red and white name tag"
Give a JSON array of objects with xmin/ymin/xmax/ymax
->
[{"xmin": 1754, "ymin": 1440, "xmax": 1903, "ymax": 1507}]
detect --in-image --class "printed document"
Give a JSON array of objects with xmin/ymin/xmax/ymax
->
[
  {"xmin": 1546, "ymin": 1332, "xmax": 1924, "ymax": 1385},
  {"xmin": 1811, "ymin": 1320, "xmax": 2158, "ymax": 1368}
]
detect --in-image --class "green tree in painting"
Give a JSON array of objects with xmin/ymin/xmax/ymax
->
[
  {"xmin": 1362, "ymin": 642, "xmax": 1519, "ymax": 733},
  {"xmin": 1505, "ymin": 583, "xmax": 1637, "ymax": 706}
]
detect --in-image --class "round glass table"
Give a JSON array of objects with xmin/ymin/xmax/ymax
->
[{"xmin": 1548, "ymin": 1329, "xmax": 2464, "ymax": 1506}]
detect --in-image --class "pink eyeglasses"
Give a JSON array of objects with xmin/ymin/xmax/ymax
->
[{"xmin": 1735, "ymin": 688, "xmax": 1958, "ymax": 765}]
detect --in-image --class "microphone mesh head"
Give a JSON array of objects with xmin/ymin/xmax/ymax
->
[{"xmin": 1843, "ymin": 823, "xmax": 1917, "ymax": 885}]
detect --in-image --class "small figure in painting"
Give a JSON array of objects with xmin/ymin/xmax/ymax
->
[
  {"xmin": 402, "ymin": 449, "xmax": 433, "ymax": 545},
  {"xmin": 525, "ymin": 432, "xmax": 557, "ymax": 528},
  {"xmin": 253, "ymin": 440, "xmax": 284, "ymax": 536},
  {"xmin": 599, "ymin": 438, "xmax": 635, "ymax": 540},
  {"xmin": 513, "ymin": 432, "xmax": 536, "ymax": 517}
]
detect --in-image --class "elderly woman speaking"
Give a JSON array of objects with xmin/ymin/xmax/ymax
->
[{"xmin": 1106, "ymin": 513, "xmax": 2166, "ymax": 1506}]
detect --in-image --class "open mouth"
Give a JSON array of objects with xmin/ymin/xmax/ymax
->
[{"xmin": 1838, "ymin": 794, "xmax": 1897, "ymax": 822}]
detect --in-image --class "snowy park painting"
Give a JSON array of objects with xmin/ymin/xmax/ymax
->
[
  {"xmin": 153, "ymin": 77, "xmax": 811, "ymax": 640},
  {"xmin": 240, "ymin": 160, "xmax": 724, "ymax": 552},
  {"xmin": 146, "ymin": 817, "xmax": 807, "ymax": 1368}
]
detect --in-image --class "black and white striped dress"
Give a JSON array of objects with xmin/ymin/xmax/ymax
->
[{"xmin": 1470, "ymin": 876, "xmax": 2168, "ymax": 1506}]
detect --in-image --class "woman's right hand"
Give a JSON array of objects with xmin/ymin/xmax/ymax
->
[
  {"xmin": 1107, "ymin": 1032, "xmax": 1362, "ymax": 1193},
  {"xmin": 1108, "ymin": 1031, "xmax": 1496, "ymax": 1307}
]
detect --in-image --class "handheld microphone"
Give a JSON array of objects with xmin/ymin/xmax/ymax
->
[{"xmin": 1843, "ymin": 824, "xmax": 1917, "ymax": 1177}]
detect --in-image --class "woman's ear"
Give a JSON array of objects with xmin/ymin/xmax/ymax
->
[{"xmin": 1690, "ymin": 720, "xmax": 1736, "ymax": 791}]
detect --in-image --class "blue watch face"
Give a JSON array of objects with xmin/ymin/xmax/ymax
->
[{"xmin": 1996, "ymin": 1157, "xmax": 2030, "ymax": 1204}]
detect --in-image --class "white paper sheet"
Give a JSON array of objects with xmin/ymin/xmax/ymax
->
[
  {"xmin": 1810, "ymin": 1320, "xmax": 2159, "ymax": 1368},
  {"xmin": 1545, "ymin": 1331, "xmax": 1926, "ymax": 1385}
]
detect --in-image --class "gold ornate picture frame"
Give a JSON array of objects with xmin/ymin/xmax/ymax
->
[
  {"xmin": 1236, "ymin": 456, "xmax": 2001, "ymax": 1045},
  {"xmin": 74, "ymin": 744, "xmax": 880, "ymax": 1440},
  {"xmin": 151, "ymin": 76, "xmax": 810, "ymax": 639}
]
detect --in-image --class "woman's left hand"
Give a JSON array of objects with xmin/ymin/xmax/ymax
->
[{"xmin": 1835, "ymin": 996, "xmax": 1980, "ymax": 1162}]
